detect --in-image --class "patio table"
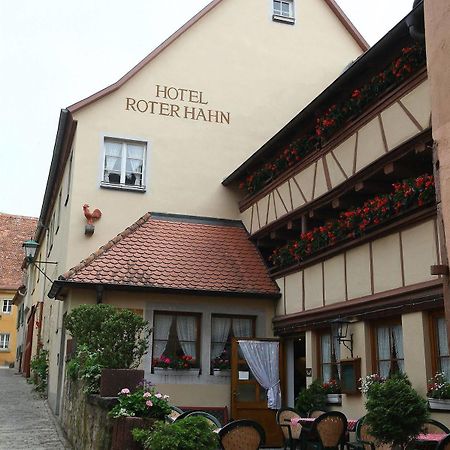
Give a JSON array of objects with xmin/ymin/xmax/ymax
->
[{"xmin": 291, "ymin": 417, "xmax": 358, "ymax": 432}]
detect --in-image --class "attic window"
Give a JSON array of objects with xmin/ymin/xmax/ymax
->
[{"xmin": 273, "ymin": 0, "xmax": 295, "ymax": 24}]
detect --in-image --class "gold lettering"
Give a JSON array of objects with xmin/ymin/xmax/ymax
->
[
  {"xmin": 199, "ymin": 91, "xmax": 208, "ymax": 105},
  {"xmin": 159, "ymin": 102, "xmax": 171, "ymax": 116},
  {"xmin": 156, "ymin": 85, "xmax": 167, "ymax": 99},
  {"xmin": 220, "ymin": 111, "xmax": 230, "ymax": 125},
  {"xmin": 126, "ymin": 97, "xmax": 136, "ymax": 111},
  {"xmin": 170, "ymin": 104, "xmax": 181, "ymax": 118},
  {"xmin": 196, "ymin": 107, "xmax": 207, "ymax": 121},
  {"xmin": 184, "ymin": 106, "xmax": 197, "ymax": 120},
  {"xmin": 136, "ymin": 100, "xmax": 149, "ymax": 113}
]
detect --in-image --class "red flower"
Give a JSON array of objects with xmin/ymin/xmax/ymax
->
[{"xmin": 352, "ymin": 89, "xmax": 361, "ymax": 98}]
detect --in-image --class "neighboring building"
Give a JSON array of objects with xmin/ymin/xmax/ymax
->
[
  {"xmin": 0, "ymin": 213, "xmax": 37, "ymax": 367},
  {"xmin": 17, "ymin": 0, "xmax": 366, "ymax": 441},
  {"xmin": 226, "ymin": 1, "xmax": 450, "ymax": 423}
]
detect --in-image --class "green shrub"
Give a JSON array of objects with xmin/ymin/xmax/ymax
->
[
  {"xmin": 65, "ymin": 304, "xmax": 151, "ymax": 369},
  {"xmin": 295, "ymin": 379, "xmax": 327, "ymax": 416},
  {"xmin": 365, "ymin": 374, "xmax": 429, "ymax": 448},
  {"xmin": 132, "ymin": 416, "xmax": 219, "ymax": 450},
  {"xmin": 30, "ymin": 349, "xmax": 49, "ymax": 394}
]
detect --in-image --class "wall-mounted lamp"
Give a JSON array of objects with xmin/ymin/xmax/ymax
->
[
  {"xmin": 22, "ymin": 240, "xmax": 57, "ymax": 284},
  {"xmin": 331, "ymin": 318, "xmax": 354, "ymax": 358}
]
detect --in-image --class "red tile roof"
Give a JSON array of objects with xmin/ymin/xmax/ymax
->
[
  {"xmin": 59, "ymin": 213, "xmax": 279, "ymax": 298},
  {"xmin": 0, "ymin": 213, "xmax": 38, "ymax": 290}
]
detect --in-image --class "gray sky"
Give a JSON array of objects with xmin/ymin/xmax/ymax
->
[{"xmin": 0, "ymin": 0, "xmax": 413, "ymax": 218}]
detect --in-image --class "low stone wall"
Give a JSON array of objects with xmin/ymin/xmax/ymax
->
[{"xmin": 61, "ymin": 379, "xmax": 117, "ymax": 450}]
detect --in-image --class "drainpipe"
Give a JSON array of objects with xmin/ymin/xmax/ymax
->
[{"xmin": 406, "ymin": 0, "xmax": 425, "ymax": 43}]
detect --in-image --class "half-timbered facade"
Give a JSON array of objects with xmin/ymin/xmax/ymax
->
[{"xmin": 225, "ymin": 1, "xmax": 448, "ymax": 421}]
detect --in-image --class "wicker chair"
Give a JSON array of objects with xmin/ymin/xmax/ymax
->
[
  {"xmin": 309, "ymin": 410, "xmax": 326, "ymax": 418},
  {"xmin": 436, "ymin": 434, "xmax": 450, "ymax": 450},
  {"xmin": 347, "ymin": 416, "xmax": 391, "ymax": 450},
  {"xmin": 304, "ymin": 411, "xmax": 347, "ymax": 450},
  {"xmin": 218, "ymin": 419, "xmax": 266, "ymax": 450},
  {"xmin": 183, "ymin": 410, "xmax": 222, "ymax": 429},
  {"xmin": 165, "ymin": 405, "xmax": 184, "ymax": 423},
  {"xmin": 422, "ymin": 419, "xmax": 450, "ymax": 435},
  {"xmin": 276, "ymin": 407, "xmax": 303, "ymax": 450}
]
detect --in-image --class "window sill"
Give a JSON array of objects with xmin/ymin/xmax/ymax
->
[
  {"xmin": 212, "ymin": 369, "xmax": 230, "ymax": 377},
  {"xmin": 153, "ymin": 367, "xmax": 200, "ymax": 376},
  {"xmin": 272, "ymin": 14, "xmax": 295, "ymax": 24},
  {"xmin": 100, "ymin": 182, "xmax": 146, "ymax": 193},
  {"xmin": 0, "ymin": 349, "xmax": 10, "ymax": 353}
]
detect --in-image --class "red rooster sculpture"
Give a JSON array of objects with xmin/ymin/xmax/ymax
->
[{"xmin": 83, "ymin": 204, "xmax": 102, "ymax": 225}]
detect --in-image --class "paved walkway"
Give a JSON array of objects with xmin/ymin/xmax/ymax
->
[{"xmin": 0, "ymin": 367, "xmax": 71, "ymax": 450}]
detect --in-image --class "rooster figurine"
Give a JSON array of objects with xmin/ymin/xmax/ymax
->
[{"xmin": 83, "ymin": 204, "xmax": 102, "ymax": 225}]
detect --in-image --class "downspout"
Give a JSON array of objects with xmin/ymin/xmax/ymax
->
[{"xmin": 406, "ymin": 0, "xmax": 425, "ymax": 43}]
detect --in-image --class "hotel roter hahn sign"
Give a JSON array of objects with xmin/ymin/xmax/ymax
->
[{"xmin": 126, "ymin": 84, "xmax": 231, "ymax": 125}]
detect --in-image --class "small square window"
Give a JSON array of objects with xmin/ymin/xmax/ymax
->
[
  {"xmin": 273, "ymin": 0, "xmax": 295, "ymax": 24},
  {"xmin": 2, "ymin": 300, "xmax": 12, "ymax": 314},
  {"xmin": 101, "ymin": 138, "xmax": 147, "ymax": 191},
  {"xmin": 0, "ymin": 334, "xmax": 10, "ymax": 350}
]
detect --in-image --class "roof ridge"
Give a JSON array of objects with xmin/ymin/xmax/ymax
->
[
  {"xmin": 0, "ymin": 213, "xmax": 38, "ymax": 221},
  {"xmin": 61, "ymin": 212, "xmax": 152, "ymax": 280}
]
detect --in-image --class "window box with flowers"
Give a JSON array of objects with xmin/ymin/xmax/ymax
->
[
  {"xmin": 109, "ymin": 382, "xmax": 171, "ymax": 450},
  {"xmin": 323, "ymin": 379, "xmax": 342, "ymax": 405},
  {"xmin": 152, "ymin": 355, "xmax": 200, "ymax": 376},
  {"xmin": 427, "ymin": 372, "xmax": 450, "ymax": 411},
  {"xmin": 212, "ymin": 351, "xmax": 231, "ymax": 377}
]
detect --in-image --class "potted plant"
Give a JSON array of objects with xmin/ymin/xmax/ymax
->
[
  {"xmin": 323, "ymin": 379, "xmax": 341, "ymax": 404},
  {"xmin": 211, "ymin": 350, "xmax": 230, "ymax": 376},
  {"xmin": 364, "ymin": 374, "xmax": 429, "ymax": 450},
  {"xmin": 132, "ymin": 415, "xmax": 219, "ymax": 450},
  {"xmin": 109, "ymin": 381, "xmax": 172, "ymax": 450},
  {"xmin": 427, "ymin": 372, "xmax": 450, "ymax": 410},
  {"xmin": 295, "ymin": 379, "xmax": 327, "ymax": 416}
]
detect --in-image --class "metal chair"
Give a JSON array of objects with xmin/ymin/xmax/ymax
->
[
  {"xmin": 183, "ymin": 410, "xmax": 222, "ymax": 429},
  {"xmin": 276, "ymin": 407, "xmax": 303, "ymax": 450},
  {"xmin": 422, "ymin": 419, "xmax": 450, "ymax": 435},
  {"xmin": 165, "ymin": 405, "xmax": 184, "ymax": 423},
  {"xmin": 435, "ymin": 434, "xmax": 450, "ymax": 450},
  {"xmin": 309, "ymin": 410, "xmax": 326, "ymax": 418},
  {"xmin": 218, "ymin": 419, "xmax": 266, "ymax": 450},
  {"xmin": 346, "ymin": 416, "xmax": 390, "ymax": 450},
  {"xmin": 304, "ymin": 411, "xmax": 347, "ymax": 450}
]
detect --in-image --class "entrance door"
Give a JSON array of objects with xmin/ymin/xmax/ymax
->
[
  {"xmin": 231, "ymin": 338, "xmax": 284, "ymax": 448},
  {"xmin": 23, "ymin": 305, "xmax": 36, "ymax": 378}
]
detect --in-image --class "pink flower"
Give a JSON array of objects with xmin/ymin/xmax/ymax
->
[
  {"xmin": 143, "ymin": 392, "xmax": 151, "ymax": 398},
  {"xmin": 146, "ymin": 400, "xmax": 153, "ymax": 407},
  {"xmin": 155, "ymin": 393, "xmax": 162, "ymax": 398},
  {"xmin": 119, "ymin": 388, "xmax": 130, "ymax": 395}
]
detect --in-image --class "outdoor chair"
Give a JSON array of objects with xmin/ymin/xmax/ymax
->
[
  {"xmin": 309, "ymin": 410, "xmax": 326, "ymax": 418},
  {"xmin": 183, "ymin": 410, "xmax": 222, "ymax": 429},
  {"xmin": 165, "ymin": 405, "xmax": 184, "ymax": 423},
  {"xmin": 435, "ymin": 434, "xmax": 450, "ymax": 450},
  {"xmin": 346, "ymin": 416, "xmax": 391, "ymax": 450},
  {"xmin": 304, "ymin": 411, "xmax": 347, "ymax": 450},
  {"xmin": 173, "ymin": 409, "xmax": 203, "ymax": 422},
  {"xmin": 276, "ymin": 407, "xmax": 303, "ymax": 450},
  {"xmin": 422, "ymin": 420, "xmax": 450, "ymax": 435},
  {"xmin": 218, "ymin": 419, "xmax": 266, "ymax": 450}
]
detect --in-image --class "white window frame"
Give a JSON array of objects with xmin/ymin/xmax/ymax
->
[
  {"xmin": 101, "ymin": 137, "xmax": 147, "ymax": 192},
  {"xmin": 0, "ymin": 333, "xmax": 10, "ymax": 350},
  {"xmin": 2, "ymin": 300, "xmax": 12, "ymax": 314},
  {"xmin": 272, "ymin": 0, "xmax": 295, "ymax": 24}
]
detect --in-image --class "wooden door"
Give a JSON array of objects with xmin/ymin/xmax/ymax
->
[
  {"xmin": 23, "ymin": 305, "xmax": 36, "ymax": 378},
  {"xmin": 231, "ymin": 338, "xmax": 284, "ymax": 448}
]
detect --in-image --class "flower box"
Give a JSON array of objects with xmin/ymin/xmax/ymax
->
[
  {"xmin": 427, "ymin": 398, "xmax": 450, "ymax": 411},
  {"xmin": 326, "ymin": 394, "xmax": 342, "ymax": 405},
  {"xmin": 111, "ymin": 417, "xmax": 156, "ymax": 450},
  {"xmin": 153, "ymin": 367, "xmax": 200, "ymax": 376},
  {"xmin": 213, "ymin": 369, "xmax": 230, "ymax": 377}
]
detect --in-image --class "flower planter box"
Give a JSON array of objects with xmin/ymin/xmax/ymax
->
[
  {"xmin": 326, "ymin": 394, "xmax": 342, "ymax": 405},
  {"xmin": 111, "ymin": 417, "xmax": 156, "ymax": 450},
  {"xmin": 427, "ymin": 398, "xmax": 450, "ymax": 411},
  {"xmin": 153, "ymin": 367, "xmax": 200, "ymax": 376},
  {"xmin": 100, "ymin": 369, "xmax": 144, "ymax": 397},
  {"xmin": 213, "ymin": 369, "xmax": 231, "ymax": 377}
]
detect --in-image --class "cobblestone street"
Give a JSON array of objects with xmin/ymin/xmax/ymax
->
[{"xmin": 0, "ymin": 367, "xmax": 71, "ymax": 450}]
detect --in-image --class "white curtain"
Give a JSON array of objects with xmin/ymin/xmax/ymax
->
[
  {"xmin": 377, "ymin": 326, "xmax": 390, "ymax": 378},
  {"xmin": 392, "ymin": 325, "xmax": 404, "ymax": 373},
  {"xmin": 211, "ymin": 317, "xmax": 231, "ymax": 359},
  {"xmin": 105, "ymin": 141, "xmax": 122, "ymax": 171},
  {"xmin": 238, "ymin": 340, "xmax": 281, "ymax": 409},
  {"xmin": 153, "ymin": 315, "xmax": 173, "ymax": 358},
  {"xmin": 321, "ymin": 334, "xmax": 332, "ymax": 382},
  {"xmin": 233, "ymin": 318, "xmax": 252, "ymax": 338},
  {"xmin": 176, "ymin": 316, "xmax": 197, "ymax": 359},
  {"xmin": 438, "ymin": 318, "xmax": 450, "ymax": 378}
]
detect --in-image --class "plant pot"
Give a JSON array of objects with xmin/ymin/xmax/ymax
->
[
  {"xmin": 100, "ymin": 368, "xmax": 144, "ymax": 397},
  {"xmin": 326, "ymin": 393, "xmax": 342, "ymax": 405},
  {"xmin": 213, "ymin": 369, "xmax": 231, "ymax": 377},
  {"xmin": 111, "ymin": 417, "xmax": 157, "ymax": 450},
  {"xmin": 427, "ymin": 398, "xmax": 450, "ymax": 411}
]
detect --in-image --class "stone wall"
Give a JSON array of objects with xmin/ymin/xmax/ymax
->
[{"xmin": 61, "ymin": 379, "xmax": 117, "ymax": 450}]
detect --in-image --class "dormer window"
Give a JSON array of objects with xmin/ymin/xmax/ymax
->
[
  {"xmin": 101, "ymin": 138, "xmax": 147, "ymax": 191},
  {"xmin": 273, "ymin": 0, "xmax": 295, "ymax": 24}
]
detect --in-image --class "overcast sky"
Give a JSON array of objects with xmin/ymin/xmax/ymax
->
[{"xmin": 0, "ymin": 0, "xmax": 414, "ymax": 218}]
